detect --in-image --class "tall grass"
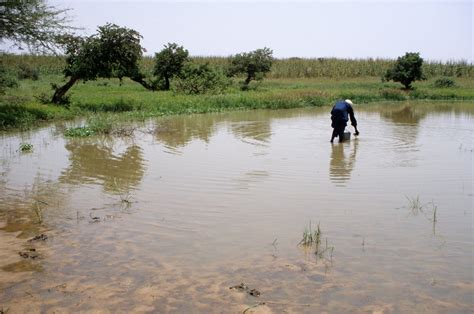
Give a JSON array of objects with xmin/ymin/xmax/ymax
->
[{"xmin": 3, "ymin": 54, "xmax": 472, "ymax": 78}]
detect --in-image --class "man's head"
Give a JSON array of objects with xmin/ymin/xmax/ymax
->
[{"xmin": 345, "ymin": 99, "xmax": 354, "ymax": 106}]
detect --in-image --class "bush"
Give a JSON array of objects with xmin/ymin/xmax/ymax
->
[
  {"xmin": 175, "ymin": 63, "xmax": 230, "ymax": 94},
  {"xmin": 0, "ymin": 104, "xmax": 49, "ymax": 129},
  {"xmin": 153, "ymin": 43, "xmax": 189, "ymax": 90},
  {"xmin": 17, "ymin": 64, "xmax": 40, "ymax": 80},
  {"xmin": 383, "ymin": 52, "xmax": 425, "ymax": 89},
  {"xmin": 0, "ymin": 63, "xmax": 19, "ymax": 93},
  {"xmin": 228, "ymin": 47, "xmax": 273, "ymax": 90},
  {"xmin": 434, "ymin": 77, "xmax": 455, "ymax": 88},
  {"xmin": 35, "ymin": 92, "xmax": 53, "ymax": 104}
]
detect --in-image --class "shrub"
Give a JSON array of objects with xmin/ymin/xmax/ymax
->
[
  {"xmin": 35, "ymin": 92, "xmax": 53, "ymax": 104},
  {"xmin": 0, "ymin": 104, "xmax": 49, "ymax": 129},
  {"xmin": 228, "ymin": 47, "xmax": 273, "ymax": 90},
  {"xmin": 17, "ymin": 64, "xmax": 40, "ymax": 80},
  {"xmin": 0, "ymin": 62, "xmax": 19, "ymax": 93},
  {"xmin": 175, "ymin": 63, "xmax": 230, "ymax": 94},
  {"xmin": 153, "ymin": 43, "xmax": 189, "ymax": 90},
  {"xmin": 434, "ymin": 77, "xmax": 455, "ymax": 88},
  {"xmin": 383, "ymin": 52, "xmax": 426, "ymax": 89}
]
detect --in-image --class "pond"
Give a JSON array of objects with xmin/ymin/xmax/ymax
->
[{"xmin": 0, "ymin": 102, "xmax": 473, "ymax": 313}]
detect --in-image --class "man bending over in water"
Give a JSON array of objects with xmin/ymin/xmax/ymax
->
[{"xmin": 330, "ymin": 99, "xmax": 359, "ymax": 143}]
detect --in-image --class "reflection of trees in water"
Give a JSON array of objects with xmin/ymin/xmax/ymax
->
[
  {"xmin": 154, "ymin": 110, "xmax": 302, "ymax": 149},
  {"xmin": 379, "ymin": 105, "xmax": 426, "ymax": 157},
  {"xmin": 380, "ymin": 105, "xmax": 427, "ymax": 125},
  {"xmin": 229, "ymin": 120, "xmax": 272, "ymax": 145},
  {"xmin": 60, "ymin": 141, "xmax": 145, "ymax": 193},
  {"xmin": 155, "ymin": 115, "xmax": 217, "ymax": 148},
  {"xmin": 329, "ymin": 140, "xmax": 358, "ymax": 186}
]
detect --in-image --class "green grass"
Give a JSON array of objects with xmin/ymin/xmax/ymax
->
[{"xmin": 1, "ymin": 58, "xmax": 473, "ymax": 131}]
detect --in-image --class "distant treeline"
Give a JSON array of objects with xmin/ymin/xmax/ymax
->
[{"xmin": 2, "ymin": 54, "xmax": 472, "ymax": 78}]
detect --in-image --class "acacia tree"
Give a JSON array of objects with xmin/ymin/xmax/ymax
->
[
  {"xmin": 384, "ymin": 52, "xmax": 426, "ymax": 89},
  {"xmin": 52, "ymin": 23, "xmax": 153, "ymax": 104},
  {"xmin": 0, "ymin": 0, "xmax": 74, "ymax": 53},
  {"xmin": 153, "ymin": 43, "xmax": 189, "ymax": 90},
  {"xmin": 228, "ymin": 47, "xmax": 273, "ymax": 90}
]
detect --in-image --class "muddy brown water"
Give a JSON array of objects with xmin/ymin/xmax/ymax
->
[{"xmin": 0, "ymin": 102, "xmax": 473, "ymax": 313}]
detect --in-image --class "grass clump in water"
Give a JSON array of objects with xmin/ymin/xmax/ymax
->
[
  {"xmin": 299, "ymin": 220, "xmax": 321, "ymax": 247},
  {"xmin": 19, "ymin": 143, "xmax": 33, "ymax": 152},
  {"xmin": 64, "ymin": 126, "xmax": 95, "ymax": 137},
  {"xmin": 405, "ymin": 195, "xmax": 423, "ymax": 215},
  {"xmin": 298, "ymin": 221, "xmax": 334, "ymax": 259}
]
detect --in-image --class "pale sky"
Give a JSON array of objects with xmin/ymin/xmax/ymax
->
[{"xmin": 13, "ymin": 1, "xmax": 474, "ymax": 61}]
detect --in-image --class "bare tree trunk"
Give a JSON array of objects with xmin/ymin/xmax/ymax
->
[{"xmin": 52, "ymin": 76, "xmax": 78, "ymax": 104}]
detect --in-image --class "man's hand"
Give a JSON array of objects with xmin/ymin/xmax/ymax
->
[{"xmin": 354, "ymin": 127, "xmax": 359, "ymax": 136}]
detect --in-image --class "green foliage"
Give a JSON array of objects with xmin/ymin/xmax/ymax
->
[
  {"xmin": 174, "ymin": 63, "xmax": 230, "ymax": 94},
  {"xmin": 0, "ymin": 0, "xmax": 74, "ymax": 53},
  {"xmin": 87, "ymin": 114, "xmax": 115, "ymax": 134},
  {"xmin": 35, "ymin": 92, "xmax": 53, "ymax": 104},
  {"xmin": 0, "ymin": 62, "xmax": 19, "ymax": 93},
  {"xmin": 63, "ymin": 24, "xmax": 143, "ymax": 80},
  {"xmin": 74, "ymin": 99, "xmax": 135, "ymax": 112},
  {"xmin": 19, "ymin": 143, "xmax": 34, "ymax": 152},
  {"xmin": 434, "ymin": 77, "xmax": 455, "ymax": 88},
  {"xmin": 64, "ymin": 114, "xmax": 115, "ymax": 136},
  {"xmin": 64, "ymin": 126, "xmax": 95, "ymax": 137},
  {"xmin": 53, "ymin": 23, "xmax": 146, "ymax": 103},
  {"xmin": 0, "ymin": 103, "xmax": 50, "ymax": 129},
  {"xmin": 384, "ymin": 52, "xmax": 426, "ymax": 89},
  {"xmin": 17, "ymin": 64, "xmax": 40, "ymax": 80},
  {"xmin": 228, "ymin": 47, "xmax": 273, "ymax": 90},
  {"xmin": 153, "ymin": 43, "xmax": 189, "ymax": 90}
]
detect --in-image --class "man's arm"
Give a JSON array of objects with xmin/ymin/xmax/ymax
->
[
  {"xmin": 347, "ymin": 105, "xmax": 357, "ymax": 127},
  {"xmin": 347, "ymin": 105, "xmax": 359, "ymax": 135}
]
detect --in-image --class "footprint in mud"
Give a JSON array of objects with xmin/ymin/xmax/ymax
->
[
  {"xmin": 27, "ymin": 234, "xmax": 48, "ymax": 242},
  {"xmin": 18, "ymin": 248, "xmax": 39, "ymax": 259},
  {"xmin": 230, "ymin": 282, "xmax": 261, "ymax": 297}
]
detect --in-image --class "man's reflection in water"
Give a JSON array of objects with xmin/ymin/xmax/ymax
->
[{"xmin": 329, "ymin": 139, "xmax": 358, "ymax": 187}]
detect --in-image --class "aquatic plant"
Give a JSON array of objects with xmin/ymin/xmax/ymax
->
[
  {"xmin": 434, "ymin": 77, "xmax": 456, "ymax": 88},
  {"xmin": 64, "ymin": 126, "xmax": 95, "ymax": 137},
  {"xmin": 298, "ymin": 221, "xmax": 334, "ymax": 258},
  {"xmin": 299, "ymin": 220, "xmax": 320, "ymax": 247},
  {"xmin": 405, "ymin": 195, "xmax": 423, "ymax": 215},
  {"xmin": 404, "ymin": 196, "xmax": 440, "ymax": 235},
  {"xmin": 19, "ymin": 142, "xmax": 33, "ymax": 152}
]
